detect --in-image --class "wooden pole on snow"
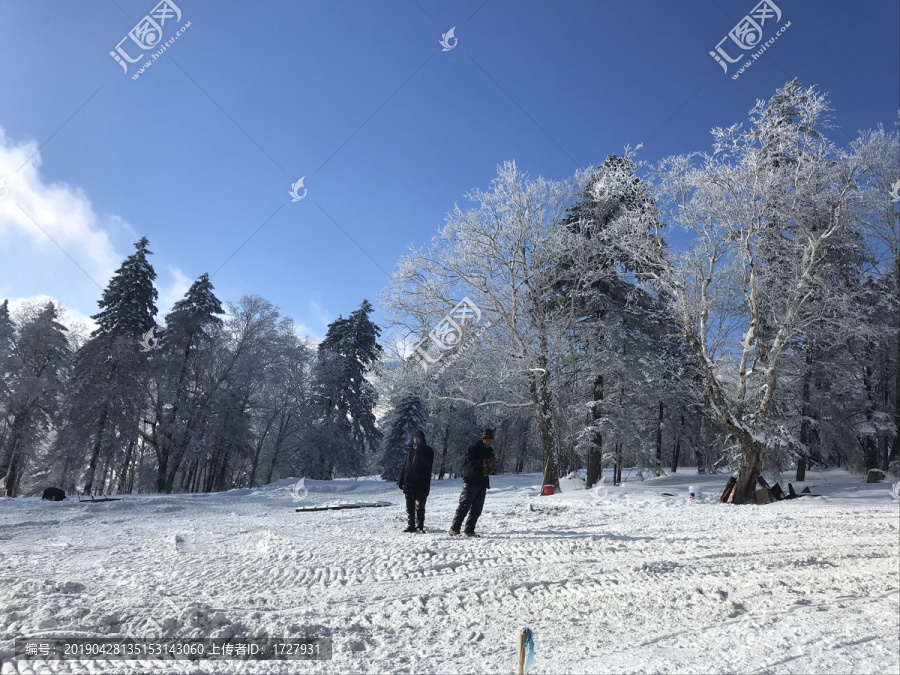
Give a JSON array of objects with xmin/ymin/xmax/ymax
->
[{"xmin": 517, "ymin": 628, "xmax": 527, "ymax": 675}]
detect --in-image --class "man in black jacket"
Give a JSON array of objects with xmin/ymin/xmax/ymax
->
[
  {"xmin": 450, "ymin": 428, "xmax": 498, "ymax": 537},
  {"xmin": 397, "ymin": 430, "xmax": 434, "ymax": 533}
]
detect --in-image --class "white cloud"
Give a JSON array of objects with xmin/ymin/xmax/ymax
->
[
  {"xmin": 1, "ymin": 127, "xmax": 122, "ymax": 300},
  {"xmin": 291, "ymin": 300, "xmax": 334, "ymax": 343},
  {"xmin": 158, "ymin": 265, "xmax": 192, "ymax": 318}
]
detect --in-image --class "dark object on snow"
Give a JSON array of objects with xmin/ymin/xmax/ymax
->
[
  {"xmin": 785, "ymin": 483, "xmax": 819, "ymax": 498},
  {"xmin": 660, "ymin": 492, "xmax": 676, "ymax": 497},
  {"xmin": 295, "ymin": 501, "xmax": 392, "ymax": 512},
  {"xmin": 754, "ymin": 488, "xmax": 773, "ymax": 504},
  {"xmin": 719, "ymin": 477, "xmax": 737, "ymax": 503},
  {"xmin": 770, "ymin": 484, "xmax": 786, "ymax": 501},
  {"xmin": 867, "ymin": 469, "xmax": 886, "ymax": 483},
  {"xmin": 41, "ymin": 487, "xmax": 66, "ymax": 501},
  {"xmin": 76, "ymin": 490, "xmax": 121, "ymax": 503},
  {"xmin": 397, "ymin": 431, "xmax": 434, "ymax": 531},
  {"xmin": 753, "ymin": 477, "xmax": 775, "ymax": 504}
]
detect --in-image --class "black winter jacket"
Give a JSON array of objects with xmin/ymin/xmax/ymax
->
[
  {"xmin": 462, "ymin": 441, "xmax": 496, "ymax": 489},
  {"xmin": 398, "ymin": 443, "xmax": 434, "ymax": 495}
]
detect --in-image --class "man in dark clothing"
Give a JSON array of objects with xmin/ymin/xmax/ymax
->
[
  {"xmin": 397, "ymin": 430, "xmax": 434, "ymax": 533},
  {"xmin": 450, "ymin": 428, "xmax": 498, "ymax": 537}
]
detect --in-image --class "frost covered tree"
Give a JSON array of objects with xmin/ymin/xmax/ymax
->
[
  {"xmin": 379, "ymin": 395, "xmax": 427, "ymax": 481},
  {"xmin": 384, "ymin": 162, "xmax": 591, "ymax": 489},
  {"xmin": 614, "ymin": 81, "xmax": 869, "ymax": 503},
  {"xmin": 141, "ymin": 273, "xmax": 224, "ymax": 493},
  {"xmin": 853, "ymin": 121, "xmax": 900, "ymax": 472},
  {"xmin": 1, "ymin": 302, "xmax": 71, "ymax": 496},
  {"xmin": 63, "ymin": 237, "xmax": 158, "ymax": 494}
]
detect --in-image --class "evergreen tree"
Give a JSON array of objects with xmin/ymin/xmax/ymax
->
[
  {"xmin": 148, "ymin": 273, "xmax": 224, "ymax": 493},
  {"xmin": 65, "ymin": 237, "xmax": 158, "ymax": 493},
  {"xmin": 92, "ymin": 236, "xmax": 159, "ymax": 339},
  {"xmin": 380, "ymin": 395, "xmax": 427, "ymax": 481},
  {"xmin": 314, "ymin": 300, "xmax": 383, "ymax": 477}
]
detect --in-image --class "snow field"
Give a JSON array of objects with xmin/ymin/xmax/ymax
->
[{"xmin": 1, "ymin": 469, "xmax": 898, "ymax": 674}]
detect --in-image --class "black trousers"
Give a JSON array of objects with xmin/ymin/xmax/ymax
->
[
  {"xmin": 405, "ymin": 490, "xmax": 428, "ymax": 528},
  {"xmin": 451, "ymin": 483, "xmax": 487, "ymax": 533}
]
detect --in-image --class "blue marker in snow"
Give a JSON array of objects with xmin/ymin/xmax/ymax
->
[{"xmin": 522, "ymin": 627, "xmax": 535, "ymax": 673}]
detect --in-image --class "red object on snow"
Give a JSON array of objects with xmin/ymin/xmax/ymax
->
[{"xmin": 542, "ymin": 485, "xmax": 555, "ymax": 496}]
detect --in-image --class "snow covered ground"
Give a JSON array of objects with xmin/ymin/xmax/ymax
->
[{"xmin": 1, "ymin": 468, "xmax": 898, "ymax": 674}]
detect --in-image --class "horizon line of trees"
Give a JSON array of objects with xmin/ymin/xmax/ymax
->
[{"xmin": 2, "ymin": 80, "xmax": 898, "ymax": 504}]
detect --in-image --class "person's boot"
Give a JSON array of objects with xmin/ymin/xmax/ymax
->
[
  {"xmin": 403, "ymin": 524, "xmax": 417, "ymax": 533},
  {"xmin": 449, "ymin": 528, "xmax": 460, "ymax": 536},
  {"xmin": 463, "ymin": 531, "xmax": 480, "ymax": 538}
]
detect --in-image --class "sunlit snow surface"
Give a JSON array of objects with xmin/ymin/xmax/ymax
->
[{"xmin": 1, "ymin": 469, "xmax": 898, "ymax": 674}]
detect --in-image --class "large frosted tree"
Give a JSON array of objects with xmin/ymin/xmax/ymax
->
[
  {"xmin": 384, "ymin": 162, "xmax": 601, "ymax": 489},
  {"xmin": 613, "ymin": 81, "xmax": 868, "ymax": 503},
  {"xmin": 1, "ymin": 302, "xmax": 71, "ymax": 496}
]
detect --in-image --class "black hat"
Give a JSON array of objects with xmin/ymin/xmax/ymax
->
[
  {"xmin": 482, "ymin": 428, "xmax": 494, "ymax": 439},
  {"xmin": 413, "ymin": 429, "xmax": 426, "ymax": 442}
]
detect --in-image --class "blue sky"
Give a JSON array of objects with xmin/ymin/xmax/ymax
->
[{"xmin": 0, "ymin": 0, "xmax": 897, "ymax": 340}]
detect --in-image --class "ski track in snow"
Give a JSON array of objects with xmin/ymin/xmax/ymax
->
[{"xmin": 1, "ymin": 469, "xmax": 898, "ymax": 674}]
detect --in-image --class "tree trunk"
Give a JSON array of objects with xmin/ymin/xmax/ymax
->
[
  {"xmin": 528, "ymin": 360, "xmax": 559, "ymax": 488},
  {"xmin": 798, "ymin": 340, "xmax": 813, "ymax": 480},
  {"xmin": 613, "ymin": 442, "xmax": 622, "ymax": 485},
  {"xmin": 84, "ymin": 405, "xmax": 109, "ymax": 494},
  {"xmin": 671, "ymin": 414, "xmax": 684, "ymax": 473},
  {"xmin": 893, "ymin": 305, "xmax": 900, "ymax": 468},
  {"xmin": 116, "ymin": 441, "xmax": 133, "ymax": 494},
  {"xmin": 515, "ymin": 423, "xmax": 526, "ymax": 473},
  {"xmin": 655, "ymin": 401, "xmax": 664, "ymax": 474},
  {"xmin": 438, "ymin": 418, "xmax": 451, "ymax": 480},
  {"xmin": 3, "ymin": 411, "xmax": 30, "ymax": 497},
  {"xmin": 733, "ymin": 435, "xmax": 764, "ymax": 504},
  {"xmin": 586, "ymin": 374, "xmax": 603, "ymax": 489},
  {"xmin": 863, "ymin": 360, "xmax": 878, "ymax": 471}
]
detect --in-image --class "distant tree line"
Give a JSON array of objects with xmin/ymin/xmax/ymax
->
[{"xmin": 2, "ymin": 80, "xmax": 898, "ymax": 504}]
